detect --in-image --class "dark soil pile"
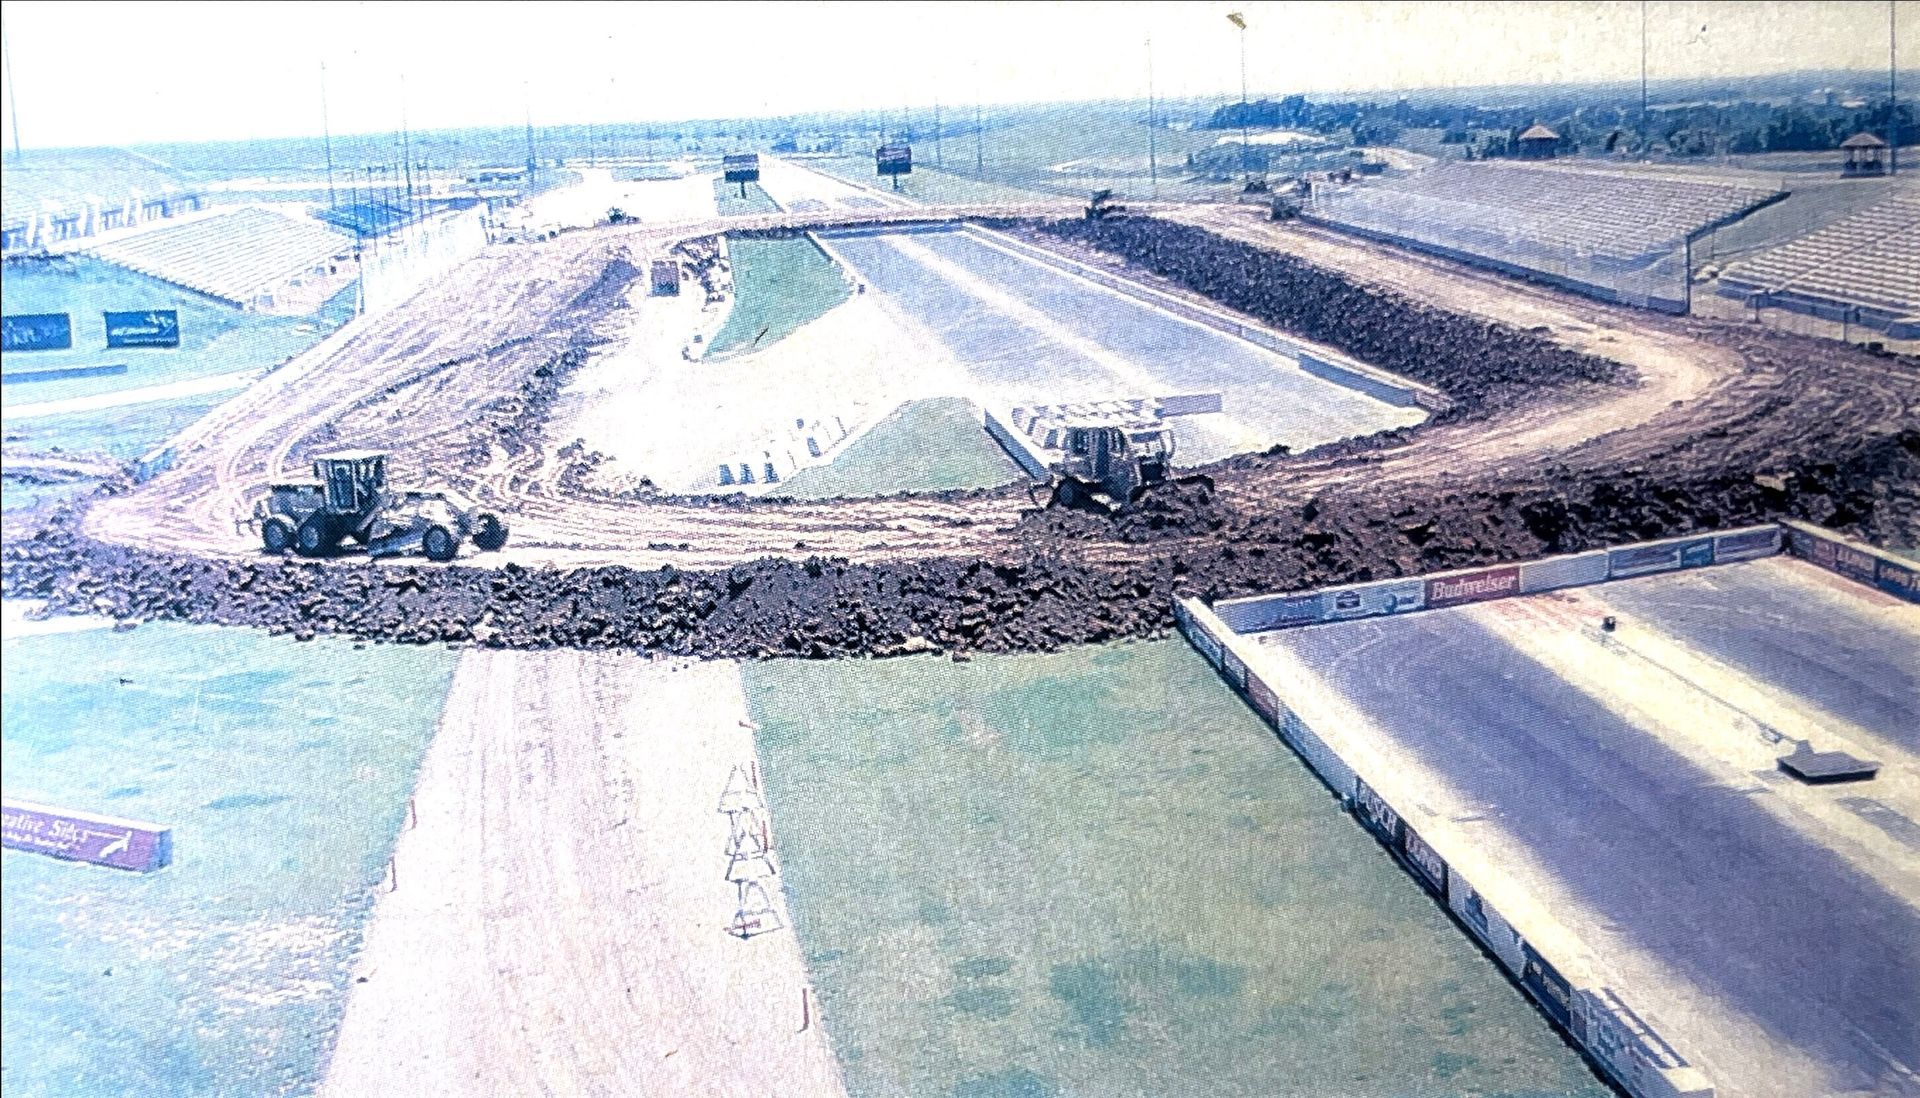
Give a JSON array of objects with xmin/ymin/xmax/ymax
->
[{"xmin": 1032, "ymin": 216, "xmax": 1634, "ymax": 417}]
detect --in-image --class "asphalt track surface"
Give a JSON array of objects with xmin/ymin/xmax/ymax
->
[
  {"xmin": 1273, "ymin": 597, "xmax": 1920, "ymax": 1098},
  {"xmin": 821, "ymin": 226, "xmax": 1421, "ymax": 461},
  {"xmin": 1598, "ymin": 562, "xmax": 1920, "ymax": 753}
]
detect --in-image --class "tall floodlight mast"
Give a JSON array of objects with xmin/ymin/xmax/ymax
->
[
  {"xmin": 5, "ymin": 28, "xmax": 23, "ymax": 165},
  {"xmin": 1147, "ymin": 38, "xmax": 1159, "ymax": 200},
  {"xmin": 1640, "ymin": 1, "xmax": 1650, "ymax": 158},
  {"xmin": 1892, "ymin": 0, "xmax": 1900, "ymax": 175},
  {"xmin": 321, "ymin": 62, "xmax": 338, "ymax": 208},
  {"xmin": 1228, "ymin": 11, "xmax": 1250, "ymax": 181}
]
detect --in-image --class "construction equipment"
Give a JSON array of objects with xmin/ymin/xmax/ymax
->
[
  {"xmin": 1085, "ymin": 188, "xmax": 1128, "ymax": 221},
  {"xmin": 248, "ymin": 450, "xmax": 508, "ymax": 562},
  {"xmin": 987, "ymin": 394, "xmax": 1222, "ymax": 513}
]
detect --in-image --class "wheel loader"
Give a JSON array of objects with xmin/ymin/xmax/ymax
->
[
  {"xmin": 994, "ymin": 394, "xmax": 1223, "ymax": 514},
  {"xmin": 248, "ymin": 450, "xmax": 508, "ymax": 562}
]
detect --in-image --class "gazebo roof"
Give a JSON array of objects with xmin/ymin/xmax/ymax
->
[
  {"xmin": 1839, "ymin": 131, "xmax": 1888, "ymax": 149},
  {"xmin": 1517, "ymin": 123, "xmax": 1560, "ymax": 142}
]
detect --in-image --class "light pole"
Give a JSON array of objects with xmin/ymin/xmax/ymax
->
[
  {"xmin": 1228, "ymin": 11, "xmax": 1250, "ymax": 182},
  {"xmin": 1147, "ymin": 37, "xmax": 1159, "ymax": 200}
]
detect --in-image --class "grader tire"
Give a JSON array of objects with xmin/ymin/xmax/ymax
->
[
  {"xmin": 471, "ymin": 512, "xmax": 509, "ymax": 552},
  {"xmin": 294, "ymin": 514, "xmax": 335, "ymax": 558},
  {"xmin": 423, "ymin": 525, "xmax": 458, "ymax": 562},
  {"xmin": 262, "ymin": 517, "xmax": 295, "ymax": 554}
]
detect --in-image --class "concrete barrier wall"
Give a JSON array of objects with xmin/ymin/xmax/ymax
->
[
  {"xmin": 963, "ymin": 227, "xmax": 1439, "ymax": 411},
  {"xmin": 1213, "ymin": 524, "xmax": 1783, "ymax": 637},
  {"xmin": 1174, "ymin": 595, "xmax": 1714, "ymax": 1098},
  {"xmin": 1781, "ymin": 520, "xmax": 1920, "ymax": 603}
]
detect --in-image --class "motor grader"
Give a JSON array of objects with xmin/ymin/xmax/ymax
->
[{"xmin": 248, "ymin": 450, "xmax": 508, "ymax": 562}]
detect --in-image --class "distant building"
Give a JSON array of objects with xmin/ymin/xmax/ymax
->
[
  {"xmin": 1515, "ymin": 123, "xmax": 1560, "ymax": 160},
  {"xmin": 1840, "ymin": 132, "xmax": 1888, "ymax": 177},
  {"xmin": 0, "ymin": 149, "xmax": 205, "ymax": 254}
]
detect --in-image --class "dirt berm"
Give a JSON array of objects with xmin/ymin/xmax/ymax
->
[{"xmin": 5, "ymin": 216, "xmax": 1916, "ymax": 656}]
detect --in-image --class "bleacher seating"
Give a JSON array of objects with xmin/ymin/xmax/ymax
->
[
  {"xmin": 1717, "ymin": 192, "xmax": 1920, "ymax": 316},
  {"xmin": 86, "ymin": 207, "xmax": 354, "ymax": 308},
  {"xmin": 1313, "ymin": 162, "xmax": 1784, "ymax": 260}
]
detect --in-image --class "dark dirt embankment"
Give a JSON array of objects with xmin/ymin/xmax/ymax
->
[
  {"xmin": 6, "ymin": 426, "xmax": 1911, "ymax": 657},
  {"xmin": 5, "ymin": 217, "xmax": 1914, "ymax": 656},
  {"xmin": 1028, "ymin": 216, "xmax": 1635, "ymax": 418}
]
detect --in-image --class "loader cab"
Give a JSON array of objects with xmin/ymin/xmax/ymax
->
[
  {"xmin": 1061, "ymin": 421, "xmax": 1175, "ymax": 503},
  {"xmin": 266, "ymin": 480, "xmax": 325, "ymax": 518},
  {"xmin": 312, "ymin": 451, "xmax": 388, "ymax": 514}
]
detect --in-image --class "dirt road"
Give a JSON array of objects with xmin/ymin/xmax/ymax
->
[{"xmin": 321, "ymin": 648, "xmax": 845, "ymax": 1097}]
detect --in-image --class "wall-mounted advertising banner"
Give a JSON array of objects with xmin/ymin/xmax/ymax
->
[
  {"xmin": 1710, "ymin": 526, "xmax": 1780, "ymax": 563},
  {"xmin": 1424, "ymin": 564, "xmax": 1521, "ymax": 609},
  {"xmin": 1608, "ymin": 538, "xmax": 1712, "ymax": 579},
  {"xmin": 2, "ymin": 799, "xmax": 173, "ymax": 872},
  {"xmin": 1352, "ymin": 778, "xmax": 1401, "ymax": 843},
  {"xmin": 2, "ymin": 313, "xmax": 74, "ymax": 351},
  {"xmin": 721, "ymin": 154, "xmax": 761, "ymax": 183},
  {"xmin": 1246, "ymin": 673, "xmax": 1280, "ymax": 723},
  {"xmin": 1399, "ymin": 826, "xmax": 1448, "ymax": 896},
  {"xmin": 104, "ymin": 310, "xmax": 180, "ymax": 348},
  {"xmin": 876, "ymin": 143, "xmax": 913, "ymax": 176},
  {"xmin": 1876, "ymin": 557, "xmax": 1919, "ymax": 601},
  {"xmin": 1213, "ymin": 592, "xmax": 1322, "ymax": 633},
  {"xmin": 1521, "ymin": 945, "xmax": 1574, "ymax": 1027}
]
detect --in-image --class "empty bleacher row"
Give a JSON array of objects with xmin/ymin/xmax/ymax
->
[
  {"xmin": 86, "ymin": 207, "xmax": 354, "ymax": 309},
  {"xmin": 1717, "ymin": 192, "xmax": 1920, "ymax": 319},
  {"xmin": 1313, "ymin": 162, "xmax": 1783, "ymax": 260}
]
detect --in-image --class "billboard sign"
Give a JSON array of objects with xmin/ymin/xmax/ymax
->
[
  {"xmin": 1219, "ymin": 647, "xmax": 1248, "ymax": 689},
  {"xmin": 1712, "ymin": 526, "xmax": 1779, "ymax": 563},
  {"xmin": 104, "ymin": 310, "xmax": 180, "ymax": 348},
  {"xmin": 1424, "ymin": 565, "xmax": 1520, "ymax": 609},
  {"xmin": 2, "ymin": 312, "xmax": 73, "ymax": 351},
  {"xmin": 2, "ymin": 799, "xmax": 173, "ymax": 872},
  {"xmin": 1521, "ymin": 945, "xmax": 1574, "ymax": 1026},
  {"xmin": 1876, "ymin": 558, "xmax": 1920, "ymax": 602},
  {"xmin": 1321, "ymin": 578, "xmax": 1425, "ymax": 620},
  {"xmin": 1213, "ymin": 592, "xmax": 1322, "ymax": 633},
  {"xmin": 722, "ymin": 154, "xmax": 761, "ymax": 184},
  {"xmin": 1607, "ymin": 537, "xmax": 1714, "ymax": 579},
  {"xmin": 1399, "ymin": 826, "xmax": 1448, "ymax": 895},
  {"xmin": 1352, "ymin": 778, "xmax": 1401, "ymax": 842},
  {"xmin": 876, "ymin": 143, "xmax": 913, "ymax": 176}
]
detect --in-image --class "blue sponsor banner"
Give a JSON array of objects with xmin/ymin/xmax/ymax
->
[
  {"xmin": 1712, "ymin": 526, "xmax": 1780, "ymax": 563},
  {"xmin": 2, "ymin": 313, "xmax": 73, "ymax": 351},
  {"xmin": 1214, "ymin": 592, "xmax": 1323, "ymax": 633},
  {"xmin": 1608, "ymin": 542, "xmax": 1686, "ymax": 579},
  {"xmin": 104, "ymin": 310, "xmax": 180, "ymax": 348},
  {"xmin": 1876, "ymin": 558, "xmax": 1920, "ymax": 603},
  {"xmin": 1679, "ymin": 538, "xmax": 1714, "ymax": 568}
]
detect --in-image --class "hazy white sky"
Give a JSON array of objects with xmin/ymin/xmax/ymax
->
[{"xmin": 1, "ymin": 1, "xmax": 1912, "ymax": 147}]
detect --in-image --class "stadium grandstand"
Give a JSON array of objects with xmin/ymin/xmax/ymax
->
[
  {"xmin": 1715, "ymin": 190, "xmax": 1920, "ymax": 337},
  {"xmin": 1305, "ymin": 161, "xmax": 1786, "ymax": 312},
  {"xmin": 0, "ymin": 148, "xmax": 207, "ymax": 254},
  {"xmin": 85, "ymin": 206, "xmax": 356, "ymax": 312}
]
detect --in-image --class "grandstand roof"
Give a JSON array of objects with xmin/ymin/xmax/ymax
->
[
  {"xmin": 1518, "ymin": 124, "xmax": 1560, "ymax": 142},
  {"xmin": 86, "ymin": 206, "xmax": 354, "ymax": 308},
  {"xmin": 0, "ymin": 148, "xmax": 192, "ymax": 221},
  {"xmin": 315, "ymin": 201, "xmax": 422, "ymax": 238},
  {"xmin": 1840, "ymin": 132, "xmax": 1888, "ymax": 149}
]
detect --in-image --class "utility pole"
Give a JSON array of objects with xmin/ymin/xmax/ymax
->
[
  {"xmin": 523, "ymin": 82, "xmax": 537, "ymax": 176},
  {"xmin": 400, "ymin": 75, "xmax": 416, "ymax": 224},
  {"xmin": 1641, "ymin": 0, "xmax": 1650, "ymax": 157},
  {"xmin": 1227, "ymin": 12, "xmax": 1251, "ymax": 181},
  {"xmin": 1147, "ymin": 37, "xmax": 1159, "ymax": 200},
  {"xmin": 934, "ymin": 98, "xmax": 942, "ymax": 169},
  {"xmin": 5, "ymin": 28, "xmax": 23, "ymax": 164},
  {"xmin": 1892, "ymin": 0, "xmax": 1900, "ymax": 175},
  {"xmin": 321, "ymin": 62, "xmax": 337, "ymax": 208}
]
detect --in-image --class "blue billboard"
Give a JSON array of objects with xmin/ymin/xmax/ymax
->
[
  {"xmin": 104, "ymin": 310, "xmax": 180, "ymax": 348},
  {"xmin": 1, "ymin": 313, "xmax": 74, "ymax": 352}
]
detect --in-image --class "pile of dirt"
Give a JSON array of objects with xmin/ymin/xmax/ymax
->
[
  {"xmin": 6, "ymin": 427, "xmax": 1910, "ymax": 658},
  {"xmin": 1030, "ymin": 216, "xmax": 1634, "ymax": 417}
]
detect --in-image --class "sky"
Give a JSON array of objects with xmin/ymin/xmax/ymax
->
[{"xmin": 1, "ymin": 0, "xmax": 1913, "ymax": 148}]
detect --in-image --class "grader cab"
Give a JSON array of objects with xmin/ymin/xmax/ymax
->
[{"xmin": 252, "ymin": 450, "xmax": 508, "ymax": 562}]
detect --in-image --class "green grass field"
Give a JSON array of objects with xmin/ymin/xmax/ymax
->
[
  {"xmin": 778, "ymin": 397, "xmax": 1022, "ymax": 500},
  {"xmin": 706, "ymin": 235, "xmax": 849, "ymax": 358}
]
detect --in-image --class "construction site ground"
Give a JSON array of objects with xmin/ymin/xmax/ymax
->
[{"xmin": 1252, "ymin": 555, "xmax": 1920, "ymax": 1098}]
